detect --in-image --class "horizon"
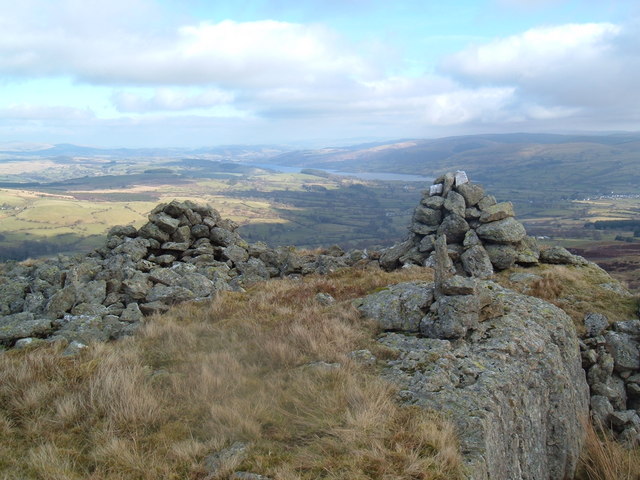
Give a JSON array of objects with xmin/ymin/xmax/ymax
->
[{"xmin": 1, "ymin": 0, "xmax": 639, "ymax": 147}]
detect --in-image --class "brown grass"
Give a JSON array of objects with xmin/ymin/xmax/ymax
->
[
  {"xmin": 0, "ymin": 266, "xmax": 461, "ymax": 479},
  {"xmin": 576, "ymin": 420, "xmax": 640, "ymax": 480},
  {"xmin": 497, "ymin": 264, "xmax": 639, "ymax": 331}
]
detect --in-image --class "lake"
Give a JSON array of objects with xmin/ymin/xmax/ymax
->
[{"xmin": 249, "ymin": 163, "xmax": 433, "ymax": 183}]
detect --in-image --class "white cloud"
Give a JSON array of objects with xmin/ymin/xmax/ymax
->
[
  {"xmin": 443, "ymin": 23, "xmax": 621, "ymax": 83},
  {"xmin": 423, "ymin": 87, "xmax": 516, "ymax": 125},
  {"xmin": 111, "ymin": 88, "xmax": 235, "ymax": 113},
  {"xmin": 0, "ymin": 104, "xmax": 94, "ymax": 120}
]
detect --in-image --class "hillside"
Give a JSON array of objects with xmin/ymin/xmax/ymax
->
[{"xmin": 270, "ymin": 133, "xmax": 640, "ymax": 206}]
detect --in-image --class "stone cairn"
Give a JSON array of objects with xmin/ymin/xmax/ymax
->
[
  {"xmin": 0, "ymin": 200, "xmax": 365, "ymax": 351},
  {"xmin": 379, "ymin": 170, "xmax": 544, "ymax": 275}
]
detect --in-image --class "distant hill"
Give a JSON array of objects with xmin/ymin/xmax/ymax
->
[{"xmin": 269, "ymin": 132, "xmax": 640, "ymax": 201}]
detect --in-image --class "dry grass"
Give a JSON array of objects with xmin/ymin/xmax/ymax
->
[
  {"xmin": 576, "ymin": 420, "xmax": 640, "ymax": 480},
  {"xmin": 0, "ymin": 266, "xmax": 461, "ymax": 479},
  {"xmin": 497, "ymin": 264, "xmax": 639, "ymax": 331}
]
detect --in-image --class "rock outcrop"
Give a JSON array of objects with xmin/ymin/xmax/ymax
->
[
  {"xmin": 359, "ymin": 277, "xmax": 590, "ymax": 479},
  {"xmin": 581, "ymin": 314, "xmax": 640, "ymax": 444},
  {"xmin": 0, "ymin": 200, "xmax": 368, "ymax": 350}
]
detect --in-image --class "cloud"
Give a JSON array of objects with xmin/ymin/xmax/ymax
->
[
  {"xmin": 0, "ymin": 104, "xmax": 94, "ymax": 120},
  {"xmin": 111, "ymin": 88, "xmax": 235, "ymax": 113}
]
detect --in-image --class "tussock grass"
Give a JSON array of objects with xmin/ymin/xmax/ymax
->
[
  {"xmin": 576, "ymin": 420, "xmax": 640, "ymax": 480},
  {"xmin": 0, "ymin": 266, "xmax": 460, "ymax": 479},
  {"xmin": 498, "ymin": 264, "xmax": 639, "ymax": 330}
]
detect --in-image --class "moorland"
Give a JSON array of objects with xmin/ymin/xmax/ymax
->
[{"xmin": 0, "ymin": 132, "xmax": 638, "ymax": 289}]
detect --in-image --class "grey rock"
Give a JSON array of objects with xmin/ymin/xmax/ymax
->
[
  {"xmin": 605, "ymin": 331, "xmax": 640, "ymax": 372},
  {"xmin": 443, "ymin": 190, "xmax": 466, "ymax": 217},
  {"xmin": 122, "ymin": 272, "xmax": 151, "ymax": 300},
  {"xmin": 421, "ymin": 294, "xmax": 480, "ymax": 339},
  {"xmin": 464, "ymin": 207, "xmax": 482, "ymax": 220},
  {"xmin": 139, "ymin": 301, "xmax": 171, "ymax": 316},
  {"xmin": 437, "ymin": 214, "xmax": 470, "ymax": 243},
  {"xmin": 413, "ymin": 205, "xmax": 442, "ymax": 226},
  {"xmin": 456, "ymin": 183, "xmax": 485, "ymax": 207},
  {"xmin": 613, "ymin": 320, "xmax": 640, "ymax": 337},
  {"xmin": 421, "ymin": 195, "xmax": 445, "ymax": 209},
  {"xmin": 409, "ymin": 223, "xmax": 438, "ymax": 235},
  {"xmin": 441, "ymin": 276, "xmax": 477, "ymax": 295},
  {"xmin": 235, "ymin": 258, "xmax": 271, "ymax": 285},
  {"xmin": 171, "ymin": 225, "xmax": 192, "ymax": 243},
  {"xmin": 477, "ymin": 195, "xmax": 497, "ymax": 210},
  {"xmin": 108, "ymin": 224, "xmax": 137, "ymax": 237},
  {"xmin": 347, "ymin": 349, "xmax": 376, "ymax": 366},
  {"xmin": 515, "ymin": 236, "xmax": 541, "ymax": 265},
  {"xmin": 76, "ymin": 280, "xmax": 107, "ymax": 305},
  {"xmin": 191, "ymin": 224, "xmax": 210, "ymax": 239},
  {"xmin": 463, "ymin": 229, "xmax": 481, "ymax": 248},
  {"xmin": 161, "ymin": 241, "xmax": 190, "ymax": 252},
  {"xmin": 590, "ymin": 395, "xmax": 614, "ymax": 427},
  {"xmin": 120, "ymin": 303, "xmax": 143, "ymax": 323},
  {"xmin": 540, "ymin": 246, "xmax": 582, "ymax": 265},
  {"xmin": 315, "ymin": 293, "xmax": 335, "ymax": 305},
  {"xmin": 584, "ymin": 313, "xmax": 609, "ymax": 337},
  {"xmin": 381, "ymin": 284, "xmax": 589, "ymax": 480},
  {"xmin": 476, "ymin": 217, "xmax": 527, "ymax": 244},
  {"xmin": 484, "ymin": 244, "xmax": 518, "ymax": 271},
  {"xmin": 204, "ymin": 442, "xmax": 249, "ymax": 476},
  {"xmin": 479, "ymin": 202, "xmax": 515, "ymax": 223},
  {"xmin": 112, "ymin": 237, "xmax": 149, "ymax": 262},
  {"xmin": 71, "ymin": 303, "xmax": 108, "ymax": 316},
  {"xmin": 600, "ymin": 282, "xmax": 633, "ymax": 297},
  {"xmin": 223, "ymin": 245, "xmax": 250, "ymax": 264},
  {"xmin": 461, "ymin": 245, "xmax": 494, "ymax": 279},
  {"xmin": 313, "ymin": 255, "xmax": 349, "ymax": 275},
  {"xmin": 46, "ymin": 285, "xmax": 77, "ymax": 318},
  {"xmin": 0, "ymin": 280, "xmax": 29, "ymax": 315},
  {"xmin": 358, "ymin": 282, "xmax": 434, "ymax": 332},
  {"xmin": 149, "ymin": 268, "xmax": 183, "ymax": 286},
  {"xmin": 0, "ymin": 313, "xmax": 52, "ymax": 344},
  {"xmin": 418, "ymin": 234, "xmax": 435, "ymax": 253},
  {"xmin": 379, "ymin": 240, "xmax": 413, "ymax": 271},
  {"xmin": 150, "ymin": 212, "xmax": 180, "ymax": 233},
  {"xmin": 179, "ymin": 273, "xmax": 216, "ymax": 298},
  {"xmin": 138, "ymin": 222, "xmax": 170, "ymax": 243},
  {"xmin": 14, "ymin": 337, "xmax": 45, "ymax": 349},
  {"xmin": 210, "ymin": 227, "xmax": 240, "ymax": 247},
  {"xmin": 146, "ymin": 285, "xmax": 195, "ymax": 304}
]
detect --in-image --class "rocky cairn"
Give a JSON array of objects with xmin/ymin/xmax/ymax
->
[
  {"xmin": 0, "ymin": 200, "xmax": 364, "ymax": 350},
  {"xmin": 380, "ymin": 170, "xmax": 550, "ymax": 275},
  {"xmin": 359, "ymin": 233, "xmax": 590, "ymax": 479}
]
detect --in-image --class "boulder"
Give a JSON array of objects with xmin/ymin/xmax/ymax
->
[
  {"xmin": 437, "ymin": 214, "xmax": 470, "ymax": 244},
  {"xmin": 540, "ymin": 246, "xmax": 583, "ymax": 265},
  {"xmin": 461, "ymin": 245, "xmax": 494, "ymax": 279},
  {"xmin": 456, "ymin": 183, "xmax": 485, "ymax": 207},
  {"xmin": 443, "ymin": 191, "xmax": 466, "ymax": 217},
  {"xmin": 484, "ymin": 244, "xmax": 518, "ymax": 271},
  {"xmin": 0, "ymin": 313, "xmax": 53, "ymax": 344},
  {"xmin": 476, "ymin": 217, "xmax": 527, "ymax": 244},
  {"xmin": 413, "ymin": 205, "xmax": 442, "ymax": 226},
  {"xmin": 357, "ymin": 282, "xmax": 434, "ymax": 332},
  {"xmin": 378, "ymin": 283, "xmax": 589, "ymax": 480},
  {"xmin": 479, "ymin": 202, "xmax": 515, "ymax": 223}
]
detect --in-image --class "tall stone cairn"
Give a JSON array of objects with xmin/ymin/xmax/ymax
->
[{"xmin": 380, "ymin": 170, "xmax": 540, "ymax": 276}]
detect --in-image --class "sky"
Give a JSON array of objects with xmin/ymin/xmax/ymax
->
[{"xmin": 0, "ymin": 0, "xmax": 639, "ymax": 147}]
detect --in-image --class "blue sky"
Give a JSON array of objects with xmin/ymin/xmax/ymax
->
[{"xmin": 0, "ymin": 0, "xmax": 638, "ymax": 147}]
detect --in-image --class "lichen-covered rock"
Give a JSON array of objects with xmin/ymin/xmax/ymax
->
[
  {"xmin": 461, "ymin": 245, "xmax": 494, "ymax": 279},
  {"xmin": 476, "ymin": 217, "xmax": 526, "ymax": 244},
  {"xmin": 479, "ymin": 202, "xmax": 515, "ymax": 223},
  {"xmin": 0, "ymin": 313, "xmax": 52, "ymax": 344},
  {"xmin": 413, "ymin": 205, "xmax": 442, "ymax": 226},
  {"xmin": 378, "ymin": 284, "xmax": 589, "ymax": 480},
  {"xmin": 540, "ymin": 246, "xmax": 585, "ymax": 265},
  {"xmin": 443, "ymin": 191, "xmax": 466, "ymax": 217},
  {"xmin": 456, "ymin": 183, "xmax": 485, "ymax": 207},
  {"xmin": 484, "ymin": 244, "xmax": 518, "ymax": 271},
  {"xmin": 437, "ymin": 214, "xmax": 469, "ymax": 243},
  {"xmin": 379, "ymin": 240, "xmax": 413, "ymax": 271},
  {"xmin": 357, "ymin": 282, "xmax": 434, "ymax": 332}
]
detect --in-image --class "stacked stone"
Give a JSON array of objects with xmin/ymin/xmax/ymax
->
[
  {"xmin": 581, "ymin": 313, "xmax": 640, "ymax": 444},
  {"xmin": 380, "ymin": 170, "xmax": 541, "ymax": 276},
  {"xmin": 0, "ymin": 200, "xmax": 366, "ymax": 350}
]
